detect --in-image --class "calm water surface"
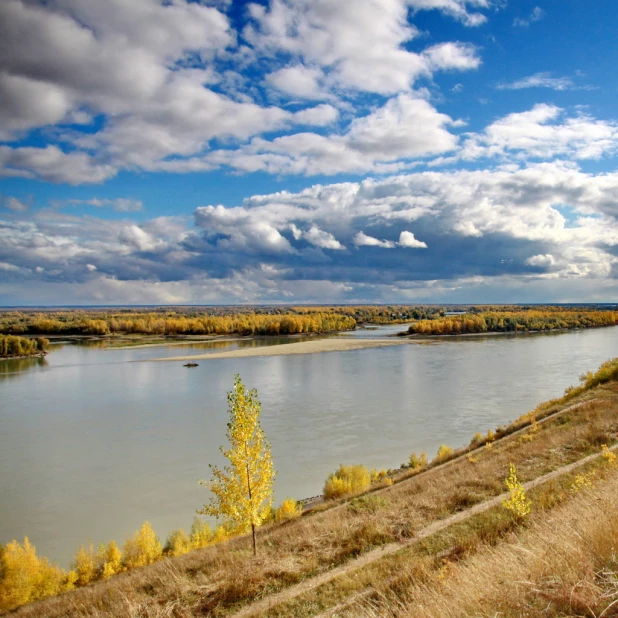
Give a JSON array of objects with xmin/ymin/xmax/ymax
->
[{"xmin": 1, "ymin": 326, "xmax": 617, "ymax": 566}]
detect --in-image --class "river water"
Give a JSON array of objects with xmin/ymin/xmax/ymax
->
[{"xmin": 1, "ymin": 326, "xmax": 617, "ymax": 566}]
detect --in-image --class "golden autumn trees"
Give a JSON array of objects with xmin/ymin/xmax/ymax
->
[
  {"xmin": 198, "ymin": 375, "xmax": 275, "ymax": 556},
  {"xmin": 0, "ymin": 309, "xmax": 357, "ymax": 337},
  {"xmin": 0, "ymin": 537, "xmax": 71, "ymax": 612},
  {"xmin": 408, "ymin": 309, "xmax": 618, "ymax": 336}
]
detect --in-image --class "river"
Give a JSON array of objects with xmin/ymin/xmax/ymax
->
[{"xmin": 1, "ymin": 325, "xmax": 617, "ymax": 566}]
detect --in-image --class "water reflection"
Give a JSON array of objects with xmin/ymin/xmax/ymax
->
[
  {"xmin": 0, "ymin": 334, "xmax": 332, "ymax": 377},
  {"xmin": 0, "ymin": 355, "xmax": 47, "ymax": 379}
]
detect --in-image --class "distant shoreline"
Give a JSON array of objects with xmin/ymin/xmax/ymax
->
[{"xmin": 403, "ymin": 324, "xmax": 618, "ymax": 339}]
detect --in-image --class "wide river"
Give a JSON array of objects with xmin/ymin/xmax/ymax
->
[{"xmin": 2, "ymin": 325, "xmax": 618, "ymax": 566}]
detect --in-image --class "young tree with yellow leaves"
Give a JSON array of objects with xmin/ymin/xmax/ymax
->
[{"xmin": 198, "ymin": 375, "xmax": 275, "ymax": 556}]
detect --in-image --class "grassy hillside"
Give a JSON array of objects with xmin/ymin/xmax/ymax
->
[{"xmin": 4, "ymin": 359, "xmax": 618, "ymax": 617}]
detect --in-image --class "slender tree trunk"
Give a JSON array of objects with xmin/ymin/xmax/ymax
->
[{"xmin": 245, "ymin": 442, "xmax": 257, "ymax": 556}]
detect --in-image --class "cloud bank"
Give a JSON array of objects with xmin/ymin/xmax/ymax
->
[{"xmin": 2, "ymin": 161, "xmax": 618, "ymax": 304}]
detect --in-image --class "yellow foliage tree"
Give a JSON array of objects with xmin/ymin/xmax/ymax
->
[
  {"xmin": 189, "ymin": 518, "xmax": 213, "ymax": 549},
  {"xmin": 211, "ymin": 525, "xmax": 230, "ymax": 544},
  {"xmin": 198, "ymin": 375, "xmax": 275, "ymax": 556},
  {"xmin": 72, "ymin": 542, "xmax": 97, "ymax": 586},
  {"xmin": 97, "ymin": 540, "xmax": 122, "ymax": 579},
  {"xmin": 122, "ymin": 521, "xmax": 162, "ymax": 569},
  {"xmin": 435, "ymin": 444, "xmax": 454, "ymax": 462}
]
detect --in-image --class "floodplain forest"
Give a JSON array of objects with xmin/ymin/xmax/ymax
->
[
  {"xmin": 0, "ymin": 309, "xmax": 357, "ymax": 337},
  {"xmin": 1, "ymin": 304, "xmax": 617, "ymax": 339}
]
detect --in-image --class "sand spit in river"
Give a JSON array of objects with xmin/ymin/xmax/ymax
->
[{"xmin": 147, "ymin": 337, "xmax": 413, "ymax": 361}]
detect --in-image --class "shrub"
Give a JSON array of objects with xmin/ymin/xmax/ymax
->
[
  {"xmin": 36, "ymin": 337, "xmax": 49, "ymax": 352},
  {"xmin": 602, "ymin": 444, "xmax": 617, "ymax": 467},
  {"xmin": 408, "ymin": 452, "xmax": 428, "ymax": 470},
  {"xmin": 570, "ymin": 473, "xmax": 594, "ymax": 493},
  {"xmin": 564, "ymin": 357, "xmax": 618, "ymax": 400},
  {"xmin": 274, "ymin": 498, "xmax": 303, "ymax": 522},
  {"xmin": 370, "ymin": 468, "xmax": 388, "ymax": 483},
  {"xmin": 348, "ymin": 495, "xmax": 388, "ymax": 514},
  {"xmin": 470, "ymin": 433, "xmax": 484, "ymax": 447},
  {"xmin": 164, "ymin": 529, "xmax": 192, "ymax": 557},
  {"xmin": 502, "ymin": 464, "xmax": 531, "ymax": 518},
  {"xmin": 324, "ymin": 464, "xmax": 371, "ymax": 500},
  {"xmin": 583, "ymin": 358, "xmax": 618, "ymax": 389},
  {"xmin": 435, "ymin": 444, "xmax": 454, "ymax": 463}
]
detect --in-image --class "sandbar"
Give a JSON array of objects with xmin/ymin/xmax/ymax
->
[
  {"xmin": 110, "ymin": 337, "xmax": 244, "ymax": 350},
  {"xmin": 147, "ymin": 337, "xmax": 412, "ymax": 361}
]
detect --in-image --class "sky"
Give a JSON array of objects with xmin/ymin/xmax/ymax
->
[{"xmin": 1, "ymin": 0, "xmax": 618, "ymax": 305}]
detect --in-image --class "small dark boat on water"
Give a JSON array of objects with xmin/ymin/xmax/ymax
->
[{"xmin": 183, "ymin": 362, "xmax": 199, "ymax": 368}]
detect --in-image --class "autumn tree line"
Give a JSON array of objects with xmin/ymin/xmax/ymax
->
[
  {"xmin": 0, "ymin": 311, "xmax": 357, "ymax": 337},
  {"xmin": 2, "ymin": 305, "xmax": 617, "ymax": 338},
  {"xmin": 0, "ymin": 517, "xmax": 231, "ymax": 612},
  {"xmin": 408, "ymin": 310, "xmax": 618, "ymax": 335},
  {"xmin": 0, "ymin": 334, "xmax": 48, "ymax": 358}
]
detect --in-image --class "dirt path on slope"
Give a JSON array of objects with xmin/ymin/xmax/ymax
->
[{"xmin": 232, "ymin": 440, "xmax": 617, "ymax": 618}]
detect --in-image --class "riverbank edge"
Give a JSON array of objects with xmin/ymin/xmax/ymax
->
[
  {"xmin": 3, "ymin": 329, "xmax": 366, "ymax": 351},
  {"xmin": 0, "ymin": 351, "xmax": 47, "ymax": 361}
]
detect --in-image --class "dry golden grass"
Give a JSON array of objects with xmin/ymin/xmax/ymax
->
[
  {"xmin": 263, "ymin": 455, "xmax": 616, "ymax": 618},
  {"xmin": 7, "ymin": 382, "xmax": 618, "ymax": 618},
  {"xmin": 358, "ymin": 468, "xmax": 618, "ymax": 618}
]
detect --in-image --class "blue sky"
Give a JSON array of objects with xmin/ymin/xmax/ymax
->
[{"xmin": 1, "ymin": 0, "xmax": 618, "ymax": 305}]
